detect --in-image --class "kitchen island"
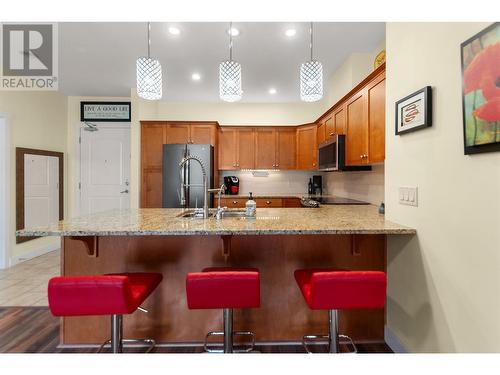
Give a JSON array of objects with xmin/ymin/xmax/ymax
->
[{"xmin": 18, "ymin": 205, "xmax": 415, "ymax": 347}]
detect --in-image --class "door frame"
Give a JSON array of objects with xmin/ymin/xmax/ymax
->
[
  {"xmin": 0, "ymin": 114, "xmax": 9, "ymax": 269},
  {"xmin": 74, "ymin": 122, "xmax": 131, "ymax": 217}
]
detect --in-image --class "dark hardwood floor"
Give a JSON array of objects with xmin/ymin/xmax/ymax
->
[{"xmin": 0, "ymin": 307, "xmax": 392, "ymax": 353}]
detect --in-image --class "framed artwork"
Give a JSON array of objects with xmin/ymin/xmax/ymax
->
[
  {"xmin": 80, "ymin": 101, "xmax": 131, "ymax": 122},
  {"xmin": 461, "ymin": 22, "xmax": 500, "ymax": 155},
  {"xmin": 395, "ymin": 86, "xmax": 432, "ymax": 135}
]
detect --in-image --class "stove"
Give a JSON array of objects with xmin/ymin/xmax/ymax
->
[{"xmin": 309, "ymin": 196, "xmax": 370, "ymax": 205}]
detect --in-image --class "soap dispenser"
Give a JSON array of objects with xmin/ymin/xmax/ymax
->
[{"xmin": 245, "ymin": 192, "xmax": 256, "ymax": 218}]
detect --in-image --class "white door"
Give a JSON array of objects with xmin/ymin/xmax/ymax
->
[
  {"xmin": 80, "ymin": 125, "xmax": 130, "ymax": 215},
  {"xmin": 24, "ymin": 154, "xmax": 59, "ymax": 229}
]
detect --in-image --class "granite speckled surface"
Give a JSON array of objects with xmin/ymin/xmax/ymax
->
[{"xmin": 16, "ymin": 206, "xmax": 416, "ymax": 237}]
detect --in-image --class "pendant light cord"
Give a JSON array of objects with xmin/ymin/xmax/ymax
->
[
  {"xmin": 310, "ymin": 22, "xmax": 313, "ymax": 61},
  {"xmin": 147, "ymin": 22, "xmax": 151, "ymax": 58},
  {"xmin": 229, "ymin": 21, "xmax": 233, "ymax": 61}
]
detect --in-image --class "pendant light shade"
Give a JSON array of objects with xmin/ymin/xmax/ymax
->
[
  {"xmin": 219, "ymin": 22, "xmax": 242, "ymax": 102},
  {"xmin": 136, "ymin": 22, "xmax": 162, "ymax": 100},
  {"xmin": 219, "ymin": 60, "xmax": 242, "ymax": 102},
  {"xmin": 300, "ymin": 60, "xmax": 323, "ymax": 102},
  {"xmin": 300, "ymin": 22, "xmax": 323, "ymax": 102}
]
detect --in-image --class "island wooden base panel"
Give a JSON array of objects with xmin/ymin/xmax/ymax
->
[{"xmin": 61, "ymin": 234, "xmax": 386, "ymax": 345}]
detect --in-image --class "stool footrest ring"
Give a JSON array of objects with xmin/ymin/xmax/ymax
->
[
  {"xmin": 302, "ymin": 334, "xmax": 357, "ymax": 354},
  {"xmin": 98, "ymin": 338, "xmax": 156, "ymax": 353},
  {"xmin": 204, "ymin": 331, "xmax": 256, "ymax": 353}
]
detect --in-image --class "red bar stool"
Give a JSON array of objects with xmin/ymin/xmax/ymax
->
[
  {"xmin": 294, "ymin": 269, "xmax": 386, "ymax": 353},
  {"xmin": 186, "ymin": 267, "xmax": 260, "ymax": 353},
  {"xmin": 48, "ymin": 272, "xmax": 163, "ymax": 353}
]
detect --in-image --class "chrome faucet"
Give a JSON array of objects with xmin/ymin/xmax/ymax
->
[
  {"xmin": 208, "ymin": 184, "xmax": 226, "ymax": 220},
  {"xmin": 179, "ymin": 155, "xmax": 209, "ymax": 219}
]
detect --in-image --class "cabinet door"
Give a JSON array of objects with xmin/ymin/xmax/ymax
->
[
  {"xmin": 324, "ymin": 113, "xmax": 335, "ymax": 139},
  {"xmin": 345, "ymin": 90, "xmax": 368, "ymax": 166},
  {"xmin": 140, "ymin": 122, "xmax": 166, "ymax": 208},
  {"xmin": 283, "ymin": 198, "xmax": 302, "ymax": 207},
  {"xmin": 296, "ymin": 124, "xmax": 317, "ymax": 170},
  {"xmin": 218, "ymin": 128, "xmax": 237, "ymax": 170},
  {"xmin": 190, "ymin": 123, "xmax": 216, "ymax": 145},
  {"xmin": 237, "ymin": 128, "xmax": 255, "ymax": 169},
  {"xmin": 141, "ymin": 123, "xmax": 166, "ymax": 168},
  {"xmin": 165, "ymin": 123, "xmax": 190, "ymax": 144},
  {"xmin": 367, "ymin": 73, "xmax": 385, "ymax": 163},
  {"xmin": 254, "ymin": 128, "xmax": 276, "ymax": 169},
  {"xmin": 276, "ymin": 128, "xmax": 296, "ymax": 170},
  {"xmin": 317, "ymin": 121, "xmax": 326, "ymax": 145},
  {"xmin": 220, "ymin": 198, "xmax": 245, "ymax": 208},
  {"xmin": 333, "ymin": 105, "xmax": 346, "ymax": 135}
]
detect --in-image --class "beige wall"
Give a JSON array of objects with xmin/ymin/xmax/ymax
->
[
  {"xmin": 385, "ymin": 22, "xmax": 500, "ymax": 352},
  {"xmin": 0, "ymin": 91, "xmax": 67, "ymax": 264}
]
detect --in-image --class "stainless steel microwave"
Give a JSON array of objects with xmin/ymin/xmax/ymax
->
[{"xmin": 317, "ymin": 135, "xmax": 371, "ymax": 172}]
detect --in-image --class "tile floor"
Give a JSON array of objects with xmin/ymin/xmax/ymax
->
[{"xmin": 0, "ymin": 250, "xmax": 59, "ymax": 306}]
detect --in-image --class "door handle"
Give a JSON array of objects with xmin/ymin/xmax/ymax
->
[{"xmin": 120, "ymin": 189, "xmax": 129, "ymax": 194}]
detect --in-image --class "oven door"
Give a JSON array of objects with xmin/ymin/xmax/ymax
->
[{"xmin": 317, "ymin": 136, "xmax": 339, "ymax": 171}]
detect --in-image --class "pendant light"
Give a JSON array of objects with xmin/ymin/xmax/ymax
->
[
  {"xmin": 136, "ymin": 22, "xmax": 163, "ymax": 100},
  {"xmin": 300, "ymin": 22, "xmax": 323, "ymax": 102},
  {"xmin": 219, "ymin": 22, "xmax": 242, "ymax": 102}
]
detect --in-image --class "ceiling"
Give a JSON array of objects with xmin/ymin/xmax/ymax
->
[{"xmin": 58, "ymin": 22, "xmax": 385, "ymax": 102}]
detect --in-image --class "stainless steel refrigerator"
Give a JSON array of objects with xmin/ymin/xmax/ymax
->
[{"xmin": 162, "ymin": 144, "xmax": 214, "ymax": 208}]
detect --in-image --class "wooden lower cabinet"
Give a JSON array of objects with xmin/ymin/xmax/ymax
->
[
  {"xmin": 283, "ymin": 198, "xmax": 302, "ymax": 207},
  {"xmin": 220, "ymin": 197, "xmax": 245, "ymax": 208},
  {"xmin": 255, "ymin": 198, "xmax": 282, "ymax": 208}
]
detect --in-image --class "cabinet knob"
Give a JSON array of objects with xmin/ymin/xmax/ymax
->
[
  {"xmin": 266, "ymin": 201, "xmax": 271, "ymax": 205},
  {"xmin": 232, "ymin": 201, "xmax": 237, "ymax": 204},
  {"xmin": 329, "ymin": 132, "xmax": 334, "ymax": 136}
]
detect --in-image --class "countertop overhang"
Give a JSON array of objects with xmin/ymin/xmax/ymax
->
[{"xmin": 16, "ymin": 206, "xmax": 416, "ymax": 237}]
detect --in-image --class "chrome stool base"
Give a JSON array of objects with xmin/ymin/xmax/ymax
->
[
  {"xmin": 302, "ymin": 334, "xmax": 357, "ymax": 354},
  {"xmin": 204, "ymin": 308, "xmax": 256, "ymax": 353},
  {"xmin": 97, "ymin": 314, "xmax": 156, "ymax": 353},
  {"xmin": 302, "ymin": 309, "xmax": 357, "ymax": 353}
]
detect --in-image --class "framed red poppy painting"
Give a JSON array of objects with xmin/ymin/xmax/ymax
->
[{"xmin": 461, "ymin": 22, "xmax": 500, "ymax": 155}]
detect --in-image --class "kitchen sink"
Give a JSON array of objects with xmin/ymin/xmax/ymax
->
[
  {"xmin": 220, "ymin": 209, "xmax": 247, "ymax": 218},
  {"xmin": 176, "ymin": 209, "xmax": 214, "ymax": 218}
]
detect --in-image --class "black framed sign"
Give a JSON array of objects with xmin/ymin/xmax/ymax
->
[
  {"xmin": 80, "ymin": 101, "xmax": 131, "ymax": 122},
  {"xmin": 395, "ymin": 86, "xmax": 432, "ymax": 135}
]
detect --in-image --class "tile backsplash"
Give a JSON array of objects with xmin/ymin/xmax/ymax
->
[
  {"xmin": 220, "ymin": 164, "xmax": 384, "ymax": 205},
  {"xmin": 220, "ymin": 170, "xmax": 317, "ymax": 195}
]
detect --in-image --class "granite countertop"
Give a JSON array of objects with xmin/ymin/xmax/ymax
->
[{"xmin": 16, "ymin": 206, "xmax": 416, "ymax": 237}]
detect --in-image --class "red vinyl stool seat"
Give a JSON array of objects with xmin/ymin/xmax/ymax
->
[
  {"xmin": 48, "ymin": 272, "xmax": 162, "ymax": 353},
  {"xmin": 294, "ymin": 269, "xmax": 387, "ymax": 353},
  {"xmin": 186, "ymin": 267, "xmax": 260, "ymax": 353}
]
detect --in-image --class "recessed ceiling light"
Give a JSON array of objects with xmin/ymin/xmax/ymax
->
[
  {"xmin": 191, "ymin": 73, "xmax": 201, "ymax": 81},
  {"xmin": 227, "ymin": 27, "xmax": 240, "ymax": 37},
  {"xmin": 285, "ymin": 29, "xmax": 296, "ymax": 37},
  {"xmin": 168, "ymin": 27, "xmax": 181, "ymax": 35},
  {"xmin": 269, "ymin": 88, "xmax": 277, "ymax": 95}
]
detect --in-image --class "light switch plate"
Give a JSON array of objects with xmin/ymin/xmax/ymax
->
[{"xmin": 399, "ymin": 186, "xmax": 418, "ymax": 206}]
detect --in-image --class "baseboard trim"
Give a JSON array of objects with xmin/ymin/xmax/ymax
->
[
  {"xmin": 384, "ymin": 326, "xmax": 408, "ymax": 353},
  {"xmin": 9, "ymin": 241, "xmax": 59, "ymax": 267}
]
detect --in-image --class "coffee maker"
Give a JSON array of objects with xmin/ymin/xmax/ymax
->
[
  {"xmin": 223, "ymin": 176, "xmax": 240, "ymax": 195},
  {"xmin": 312, "ymin": 175, "xmax": 322, "ymax": 196}
]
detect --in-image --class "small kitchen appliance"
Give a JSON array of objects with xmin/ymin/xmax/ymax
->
[{"xmin": 223, "ymin": 176, "xmax": 240, "ymax": 195}]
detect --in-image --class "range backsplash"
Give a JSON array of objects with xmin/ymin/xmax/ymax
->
[{"xmin": 220, "ymin": 164, "xmax": 384, "ymax": 205}]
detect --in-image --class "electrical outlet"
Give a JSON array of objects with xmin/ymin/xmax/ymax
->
[{"xmin": 399, "ymin": 186, "xmax": 418, "ymax": 206}]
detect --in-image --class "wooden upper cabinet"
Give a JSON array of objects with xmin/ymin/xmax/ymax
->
[
  {"xmin": 276, "ymin": 128, "xmax": 296, "ymax": 170},
  {"xmin": 218, "ymin": 127, "xmax": 237, "ymax": 170},
  {"xmin": 165, "ymin": 123, "xmax": 190, "ymax": 144},
  {"xmin": 333, "ymin": 106, "xmax": 346, "ymax": 135},
  {"xmin": 324, "ymin": 113, "xmax": 335, "ymax": 139},
  {"xmin": 141, "ymin": 122, "xmax": 166, "ymax": 168},
  {"xmin": 218, "ymin": 127, "xmax": 255, "ymax": 170},
  {"xmin": 255, "ymin": 128, "xmax": 277, "ymax": 169},
  {"xmin": 190, "ymin": 123, "xmax": 217, "ymax": 145},
  {"xmin": 317, "ymin": 121, "xmax": 326, "ymax": 145},
  {"xmin": 345, "ymin": 89, "xmax": 369, "ymax": 166},
  {"xmin": 237, "ymin": 128, "xmax": 255, "ymax": 169},
  {"xmin": 367, "ymin": 72, "xmax": 386, "ymax": 163},
  {"xmin": 296, "ymin": 124, "xmax": 317, "ymax": 170}
]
